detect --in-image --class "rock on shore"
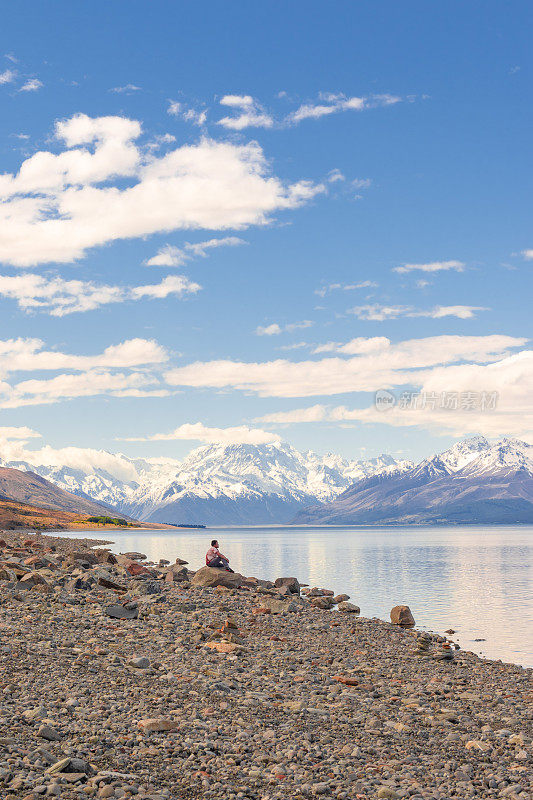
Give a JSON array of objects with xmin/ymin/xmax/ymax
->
[{"xmin": 0, "ymin": 530, "xmax": 530, "ymax": 800}]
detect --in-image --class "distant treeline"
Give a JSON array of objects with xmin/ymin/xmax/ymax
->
[
  {"xmin": 87, "ymin": 516, "xmax": 134, "ymax": 526},
  {"xmin": 167, "ymin": 523, "xmax": 206, "ymax": 528}
]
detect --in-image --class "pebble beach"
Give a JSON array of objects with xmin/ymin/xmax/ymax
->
[{"xmin": 0, "ymin": 531, "xmax": 531, "ymax": 800}]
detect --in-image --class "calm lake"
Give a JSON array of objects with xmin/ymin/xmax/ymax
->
[{"xmin": 55, "ymin": 525, "xmax": 533, "ymax": 668}]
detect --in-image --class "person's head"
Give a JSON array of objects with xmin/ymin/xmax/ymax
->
[{"xmin": 211, "ymin": 539, "xmax": 218, "ymax": 548}]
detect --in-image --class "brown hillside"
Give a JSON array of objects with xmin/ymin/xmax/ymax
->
[{"xmin": 0, "ymin": 466, "xmax": 124, "ymax": 517}]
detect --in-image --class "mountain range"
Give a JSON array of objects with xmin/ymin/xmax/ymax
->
[
  {"xmin": 295, "ymin": 436, "xmax": 533, "ymax": 525},
  {"xmin": 0, "ymin": 435, "xmax": 531, "ymax": 526},
  {"xmin": 0, "ymin": 442, "xmax": 412, "ymax": 525}
]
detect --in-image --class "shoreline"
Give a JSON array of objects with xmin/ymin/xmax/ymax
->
[{"xmin": 0, "ymin": 529, "xmax": 530, "ymax": 800}]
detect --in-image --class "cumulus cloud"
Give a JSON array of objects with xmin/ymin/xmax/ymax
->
[
  {"xmin": 217, "ymin": 95, "xmax": 273, "ymax": 130},
  {"xmin": 0, "ymin": 336, "xmax": 170, "ymax": 409},
  {"xmin": 0, "ymin": 433, "xmax": 143, "ymax": 482},
  {"xmin": 348, "ymin": 303, "xmax": 488, "ymax": 321},
  {"xmin": 119, "ymin": 421, "xmax": 280, "ymax": 445},
  {"xmin": 521, "ymin": 249, "xmax": 533, "ymax": 260},
  {"xmin": 327, "ymin": 351, "xmax": 533, "ymax": 439},
  {"xmin": 145, "ymin": 236, "xmax": 245, "ymax": 267},
  {"xmin": 256, "ymin": 320, "xmax": 313, "ymax": 336},
  {"xmin": 253, "ymin": 350, "xmax": 533, "ymax": 438},
  {"xmin": 0, "ymin": 336, "xmax": 167, "ymax": 375},
  {"xmin": 164, "ymin": 334, "xmax": 526, "ymax": 398},
  {"xmin": 393, "ymin": 260, "xmax": 465, "ymax": 274},
  {"xmin": 0, "ymin": 112, "xmax": 323, "ymax": 266},
  {"xmin": 0, "ymin": 272, "xmax": 200, "ymax": 316}
]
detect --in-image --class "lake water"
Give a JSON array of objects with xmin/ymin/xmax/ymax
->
[{"xmin": 54, "ymin": 525, "xmax": 533, "ymax": 668}]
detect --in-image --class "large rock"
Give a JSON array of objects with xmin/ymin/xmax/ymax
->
[
  {"xmin": 190, "ymin": 566, "xmax": 244, "ymax": 589},
  {"xmin": 310, "ymin": 596, "xmax": 334, "ymax": 610},
  {"xmin": 104, "ymin": 602, "xmax": 138, "ymax": 620},
  {"xmin": 390, "ymin": 605, "xmax": 415, "ymax": 627},
  {"xmin": 274, "ymin": 577, "xmax": 300, "ymax": 594},
  {"xmin": 338, "ymin": 601, "xmax": 360, "ymax": 613},
  {"xmin": 164, "ymin": 564, "xmax": 189, "ymax": 583},
  {"xmin": 260, "ymin": 597, "xmax": 303, "ymax": 614}
]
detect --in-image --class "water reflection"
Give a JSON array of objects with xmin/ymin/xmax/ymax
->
[{"xmin": 53, "ymin": 525, "xmax": 533, "ymax": 667}]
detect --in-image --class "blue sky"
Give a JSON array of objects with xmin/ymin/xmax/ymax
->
[{"xmin": 0, "ymin": 0, "xmax": 531, "ymax": 466}]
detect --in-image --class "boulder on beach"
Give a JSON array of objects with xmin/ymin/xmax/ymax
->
[
  {"xmin": 260, "ymin": 596, "xmax": 303, "ymax": 614},
  {"xmin": 338, "ymin": 601, "xmax": 360, "ymax": 613},
  {"xmin": 390, "ymin": 605, "xmax": 415, "ymax": 627},
  {"xmin": 274, "ymin": 576, "xmax": 300, "ymax": 594},
  {"xmin": 190, "ymin": 566, "xmax": 244, "ymax": 589}
]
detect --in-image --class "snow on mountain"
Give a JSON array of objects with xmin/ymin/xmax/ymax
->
[
  {"xmin": 295, "ymin": 436, "xmax": 533, "ymax": 525},
  {"xmin": 0, "ymin": 440, "xmax": 411, "ymax": 525},
  {"xmin": 4, "ymin": 434, "xmax": 528, "ymax": 526}
]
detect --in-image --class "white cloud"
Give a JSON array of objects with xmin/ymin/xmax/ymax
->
[
  {"xmin": 220, "ymin": 95, "xmax": 255, "ymax": 108},
  {"xmin": 110, "ymin": 84, "xmax": 141, "ymax": 94},
  {"xmin": 0, "ymin": 337, "xmax": 168, "ymax": 376},
  {"xmin": 167, "ymin": 101, "xmax": 182, "ymax": 116},
  {"xmin": 348, "ymin": 303, "xmax": 488, "ymax": 321},
  {"xmin": 279, "ymin": 341, "xmax": 309, "ymax": 351},
  {"xmin": 0, "ymin": 432, "xmax": 144, "ymax": 482},
  {"xmin": 119, "ymin": 421, "xmax": 280, "ymax": 445},
  {"xmin": 145, "ymin": 245, "xmax": 188, "ymax": 268},
  {"xmin": 393, "ymin": 260, "xmax": 465, "ymax": 274},
  {"xmin": 0, "ymin": 425, "xmax": 41, "ymax": 441},
  {"xmin": 0, "ymin": 272, "xmax": 200, "ymax": 316},
  {"xmin": 164, "ymin": 334, "xmax": 526, "ymax": 398},
  {"xmin": 327, "ymin": 169, "xmax": 345, "ymax": 183},
  {"xmin": 130, "ymin": 274, "xmax": 201, "ymax": 300},
  {"xmin": 315, "ymin": 280, "xmax": 377, "ymax": 297},
  {"xmin": 348, "ymin": 304, "xmax": 411, "ymax": 321},
  {"xmin": 256, "ymin": 320, "xmax": 313, "ymax": 336},
  {"xmin": 146, "ymin": 235, "xmax": 245, "ymax": 267},
  {"xmin": 313, "ymin": 336, "xmax": 390, "ymax": 355},
  {"xmin": 19, "ymin": 78, "xmax": 43, "ymax": 92},
  {"xmin": 327, "ymin": 350, "xmax": 533, "ymax": 439},
  {"xmin": 167, "ymin": 101, "xmax": 207, "ymax": 126},
  {"xmin": 256, "ymin": 405, "xmax": 327, "ymax": 424},
  {"xmin": 521, "ymin": 249, "xmax": 533, "ymax": 260},
  {"xmin": 0, "ymin": 336, "xmax": 171, "ymax": 408},
  {"xmin": 287, "ymin": 93, "xmax": 400, "ymax": 124},
  {"xmin": 183, "ymin": 109, "xmax": 207, "ymax": 126},
  {"xmin": 352, "ymin": 178, "xmax": 372, "ymax": 189},
  {"xmin": 0, "ymin": 69, "xmax": 16, "ymax": 85},
  {"xmin": 0, "ymin": 113, "xmax": 323, "ymax": 267},
  {"xmin": 256, "ymin": 323, "xmax": 282, "ymax": 336},
  {"xmin": 217, "ymin": 95, "xmax": 273, "ymax": 130},
  {"xmin": 414, "ymin": 305, "xmax": 488, "ymax": 320}
]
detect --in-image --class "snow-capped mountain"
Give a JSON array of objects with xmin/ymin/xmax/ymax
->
[
  {"xmin": 0, "ymin": 441, "xmax": 412, "ymax": 525},
  {"xmin": 295, "ymin": 437, "xmax": 533, "ymax": 525},
  {"xmin": 3, "ymin": 435, "xmax": 529, "ymax": 526}
]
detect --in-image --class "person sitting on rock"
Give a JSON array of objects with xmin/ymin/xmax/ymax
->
[{"xmin": 205, "ymin": 539, "xmax": 234, "ymax": 572}]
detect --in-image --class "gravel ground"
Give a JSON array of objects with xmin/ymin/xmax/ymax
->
[{"xmin": 0, "ymin": 530, "xmax": 530, "ymax": 800}]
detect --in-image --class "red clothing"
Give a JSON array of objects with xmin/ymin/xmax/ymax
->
[{"xmin": 206, "ymin": 546, "xmax": 220, "ymax": 565}]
